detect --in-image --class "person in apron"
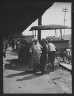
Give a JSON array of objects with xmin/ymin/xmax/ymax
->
[{"xmin": 29, "ymin": 39, "xmax": 42, "ymax": 73}]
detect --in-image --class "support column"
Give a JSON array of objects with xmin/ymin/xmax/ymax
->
[
  {"xmin": 35, "ymin": 30, "xmax": 36, "ymax": 38},
  {"xmin": 55, "ymin": 29, "xmax": 57, "ymax": 37},
  {"xmin": 38, "ymin": 16, "xmax": 42, "ymax": 41},
  {"xmin": 32, "ymin": 30, "xmax": 34, "ymax": 38},
  {"xmin": 60, "ymin": 29, "xmax": 62, "ymax": 40}
]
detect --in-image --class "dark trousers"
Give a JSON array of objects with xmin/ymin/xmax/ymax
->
[
  {"xmin": 41, "ymin": 54, "xmax": 48, "ymax": 73},
  {"xmin": 48, "ymin": 51, "xmax": 55, "ymax": 69}
]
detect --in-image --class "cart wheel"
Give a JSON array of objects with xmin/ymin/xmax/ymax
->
[
  {"xmin": 63, "ymin": 56, "xmax": 71, "ymax": 64},
  {"xmin": 63, "ymin": 49, "xmax": 72, "ymax": 64},
  {"xmin": 56, "ymin": 49, "xmax": 63, "ymax": 62},
  {"xmin": 56, "ymin": 55, "xmax": 64, "ymax": 62}
]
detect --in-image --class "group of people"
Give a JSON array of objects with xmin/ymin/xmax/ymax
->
[
  {"xmin": 3, "ymin": 37, "xmax": 56, "ymax": 74},
  {"xmin": 29, "ymin": 38, "xmax": 56, "ymax": 75}
]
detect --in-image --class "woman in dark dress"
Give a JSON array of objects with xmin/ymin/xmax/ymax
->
[{"xmin": 41, "ymin": 40, "xmax": 48, "ymax": 74}]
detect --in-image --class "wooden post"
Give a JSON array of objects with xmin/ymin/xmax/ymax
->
[
  {"xmin": 55, "ymin": 29, "xmax": 57, "ymax": 37},
  {"xmin": 38, "ymin": 16, "xmax": 42, "ymax": 41},
  {"xmin": 62, "ymin": 7, "xmax": 69, "ymax": 39},
  {"xmin": 35, "ymin": 30, "xmax": 36, "ymax": 38},
  {"xmin": 32, "ymin": 30, "xmax": 34, "ymax": 38},
  {"xmin": 60, "ymin": 29, "xmax": 62, "ymax": 40}
]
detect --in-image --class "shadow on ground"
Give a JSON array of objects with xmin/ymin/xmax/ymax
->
[
  {"xmin": 5, "ymin": 70, "xmax": 33, "ymax": 78},
  {"xmin": 46, "ymin": 63, "xmax": 62, "ymax": 75},
  {"xmin": 5, "ymin": 69, "xmax": 47, "ymax": 82},
  {"xmin": 5, "ymin": 59, "xmax": 29, "ymax": 71},
  {"xmin": 5, "ymin": 60, "xmax": 62, "ymax": 82},
  {"xmin": 16, "ymin": 64, "xmax": 62, "ymax": 81},
  {"xmin": 16, "ymin": 73, "xmax": 42, "ymax": 81},
  {"xmin": 5, "ymin": 70, "xmax": 42, "ymax": 81}
]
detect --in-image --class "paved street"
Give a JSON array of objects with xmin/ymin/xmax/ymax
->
[{"xmin": 3, "ymin": 47, "xmax": 72, "ymax": 94}]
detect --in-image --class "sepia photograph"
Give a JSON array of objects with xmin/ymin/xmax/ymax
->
[{"xmin": 2, "ymin": 1, "xmax": 72, "ymax": 94}]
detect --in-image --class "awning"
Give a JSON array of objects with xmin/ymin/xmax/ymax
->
[{"xmin": 30, "ymin": 24, "xmax": 71, "ymax": 31}]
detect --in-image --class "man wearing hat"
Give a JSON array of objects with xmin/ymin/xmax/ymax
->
[{"xmin": 48, "ymin": 40, "xmax": 56, "ymax": 69}]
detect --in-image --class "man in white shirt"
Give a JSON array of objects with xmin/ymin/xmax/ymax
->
[{"xmin": 48, "ymin": 41, "xmax": 56, "ymax": 69}]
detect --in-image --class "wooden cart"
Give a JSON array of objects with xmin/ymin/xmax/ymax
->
[{"xmin": 30, "ymin": 24, "xmax": 71, "ymax": 64}]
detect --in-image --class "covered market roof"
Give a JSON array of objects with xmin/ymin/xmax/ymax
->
[{"xmin": 30, "ymin": 24, "xmax": 71, "ymax": 31}]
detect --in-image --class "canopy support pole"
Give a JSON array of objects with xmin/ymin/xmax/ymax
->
[
  {"xmin": 60, "ymin": 29, "xmax": 62, "ymax": 40},
  {"xmin": 35, "ymin": 30, "xmax": 36, "ymax": 38},
  {"xmin": 38, "ymin": 16, "xmax": 42, "ymax": 41},
  {"xmin": 55, "ymin": 29, "xmax": 57, "ymax": 37}
]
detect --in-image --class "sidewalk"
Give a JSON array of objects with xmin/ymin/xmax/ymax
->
[{"xmin": 3, "ymin": 47, "xmax": 72, "ymax": 94}]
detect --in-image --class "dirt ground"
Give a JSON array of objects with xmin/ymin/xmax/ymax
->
[{"xmin": 3, "ymin": 47, "xmax": 72, "ymax": 94}]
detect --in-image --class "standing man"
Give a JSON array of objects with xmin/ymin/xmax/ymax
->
[
  {"xmin": 41, "ymin": 39, "xmax": 48, "ymax": 75},
  {"xmin": 48, "ymin": 40, "xmax": 56, "ymax": 69}
]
